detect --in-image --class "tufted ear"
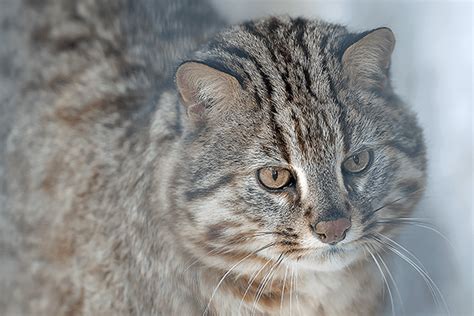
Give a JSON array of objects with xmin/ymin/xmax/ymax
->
[
  {"xmin": 342, "ymin": 27, "xmax": 395, "ymax": 91},
  {"xmin": 175, "ymin": 62, "xmax": 242, "ymax": 121}
]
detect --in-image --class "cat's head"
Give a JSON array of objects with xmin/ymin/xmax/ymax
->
[{"xmin": 171, "ymin": 17, "xmax": 426, "ymax": 273}]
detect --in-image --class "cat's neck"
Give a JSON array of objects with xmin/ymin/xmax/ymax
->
[{"xmin": 176, "ymin": 257, "xmax": 380, "ymax": 315}]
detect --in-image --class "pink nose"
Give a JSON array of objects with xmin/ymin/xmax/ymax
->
[{"xmin": 314, "ymin": 218, "xmax": 351, "ymax": 244}]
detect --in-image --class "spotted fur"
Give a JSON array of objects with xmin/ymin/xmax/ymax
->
[{"xmin": 0, "ymin": 1, "xmax": 426, "ymax": 315}]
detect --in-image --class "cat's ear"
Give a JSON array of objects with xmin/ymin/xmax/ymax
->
[
  {"xmin": 342, "ymin": 27, "xmax": 395, "ymax": 90},
  {"xmin": 175, "ymin": 62, "xmax": 241, "ymax": 121}
]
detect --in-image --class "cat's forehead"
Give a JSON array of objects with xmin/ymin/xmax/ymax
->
[
  {"xmin": 203, "ymin": 21, "xmax": 350, "ymax": 107},
  {"xmin": 234, "ymin": 18, "xmax": 354, "ymax": 152},
  {"xmin": 192, "ymin": 17, "xmax": 394, "ymax": 164},
  {"xmin": 197, "ymin": 16, "xmax": 350, "ymax": 100}
]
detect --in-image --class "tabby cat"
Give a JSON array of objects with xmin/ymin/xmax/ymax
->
[{"xmin": 0, "ymin": 0, "xmax": 426, "ymax": 315}]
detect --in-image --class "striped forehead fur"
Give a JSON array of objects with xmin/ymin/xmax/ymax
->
[
  {"xmin": 183, "ymin": 17, "xmax": 425, "ymax": 169},
  {"xmin": 187, "ymin": 18, "xmax": 350, "ymax": 167}
]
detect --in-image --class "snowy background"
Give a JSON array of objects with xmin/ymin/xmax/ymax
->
[{"xmin": 211, "ymin": 1, "xmax": 473, "ymax": 315}]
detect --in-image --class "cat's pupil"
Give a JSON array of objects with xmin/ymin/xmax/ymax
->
[
  {"xmin": 272, "ymin": 169, "xmax": 279, "ymax": 181},
  {"xmin": 352, "ymin": 155, "xmax": 360, "ymax": 165}
]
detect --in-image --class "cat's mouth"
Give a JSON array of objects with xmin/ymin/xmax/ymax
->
[
  {"xmin": 287, "ymin": 243, "xmax": 362, "ymax": 271},
  {"xmin": 268, "ymin": 229, "xmax": 370, "ymax": 272}
]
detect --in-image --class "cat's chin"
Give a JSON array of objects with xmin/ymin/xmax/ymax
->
[{"xmin": 294, "ymin": 246, "xmax": 362, "ymax": 272}]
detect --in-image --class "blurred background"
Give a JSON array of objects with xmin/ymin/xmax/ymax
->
[{"xmin": 211, "ymin": 1, "xmax": 473, "ymax": 315}]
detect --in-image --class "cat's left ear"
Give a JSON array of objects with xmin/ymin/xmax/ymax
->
[
  {"xmin": 175, "ymin": 62, "xmax": 242, "ymax": 122},
  {"xmin": 341, "ymin": 27, "xmax": 395, "ymax": 91}
]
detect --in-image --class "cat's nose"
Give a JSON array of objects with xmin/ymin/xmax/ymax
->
[{"xmin": 313, "ymin": 218, "xmax": 351, "ymax": 245}]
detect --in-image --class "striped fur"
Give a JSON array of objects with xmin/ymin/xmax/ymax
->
[{"xmin": 0, "ymin": 2, "xmax": 426, "ymax": 315}]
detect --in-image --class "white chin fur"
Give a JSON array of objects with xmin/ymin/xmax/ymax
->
[{"xmin": 296, "ymin": 247, "xmax": 361, "ymax": 272}]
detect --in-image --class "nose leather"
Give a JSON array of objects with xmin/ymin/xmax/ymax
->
[{"xmin": 314, "ymin": 218, "xmax": 351, "ymax": 245}]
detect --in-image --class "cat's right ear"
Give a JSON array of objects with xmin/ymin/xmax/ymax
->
[{"xmin": 175, "ymin": 62, "xmax": 242, "ymax": 122}]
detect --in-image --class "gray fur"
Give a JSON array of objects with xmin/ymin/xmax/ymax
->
[{"xmin": 0, "ymin": 1, "xmax": 425, "ymax": 315}]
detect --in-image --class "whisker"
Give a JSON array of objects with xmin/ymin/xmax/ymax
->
[
  {"xmin": 294, "ymin": 266, "xmax": 302, "ymax": 316},
  {"xmin": 202, "ymin": 242, "xmax": 276, "ymax": 316},
  {"xmin": 377, "ymin": 218, "xmax": 456, "ymax": 252},
  {"xmin": 409, "ymin": 223, "xmax": 456, "ymax": 252},
  {"xmin": 372, "ymin": 235, "xmax": 434, "ymax": 299},
  {"xmin": 252, "ymin": 259, "xmax": 278, "ymax": 314},
  {"xmin": 280, "ymin": 263, "xmax": 289, "ymax": 316},
  {"xmin": 376, "ymin": 252, "xmax": 405, "ymax": 315},
  {"xmin": 238, "ymin": 257, "xmax": 273, "ymax": 313},
  {"xmin": 252, "ymin": 254, "xmax": 284, "ymax": 316},
  {"xmin": 374, "ymin": 236, "xmax": 450, "ymax": 315},
  {"xmin": 289, "ymin": 263, "xmax": 294, "ymax": 316},
  {"xmin": 266, "ymin": 266, "xmax": 276, "ymax": 304},
  {"xmin": 384, "ymin": 243, "xmax": 440, "ymax": 311},
  {"xmin": 396, "ymin": 217, "xmax": 431, "ymax": 222},
  {"xmin": 367, "ymin": 247, "xmax": 395, "ymax": 316},
  {"xmin": 248, "ymin": 231, "xmax": 287, "ymax": 238},
  {"xmin": 376, "ymin": 233, "xmax": 428, "ymax": 273},
  {"xmin": 184, "ymin": 246, "xmax": 227, "ymax": 272},
  {"xmin": 369, "ymin": 188, "xmax": 424, "ymax": 217},
  {"xmin": 372, "ymin": 196, "xmax": 406, "ymax": 214},
  {"xmin": 184, "ymin": 231, "xmax": 279, "ymax": 271}
]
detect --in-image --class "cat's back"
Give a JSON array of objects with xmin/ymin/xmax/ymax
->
[{"xmin": 0, "ymin": 1, "xmax": 223, "ymax": 314}]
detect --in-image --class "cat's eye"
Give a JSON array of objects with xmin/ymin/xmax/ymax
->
[
  {"xmin": 342, "ymin": 150, "xmax": 372, "ymax": 174},
  {"xmin": 257, "ymin": 167, "xmax": 294, "ymax": 191}
]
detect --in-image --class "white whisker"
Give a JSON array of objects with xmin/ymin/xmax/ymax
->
[
  {"xmin": 238, "ymin": 257, "xmax": 273, "ymax": 314},
  {"xmin": 184, "ymin": 232, "xmax": 279, "ymax": 272},
  {"xmin": 378, "ymin": 239, "xmax": 450, "ymax": 315},
  {"xmin": 376, "ymin": 233, "xmax": 428, "ymax": 273},
  {"xmin": 294, "ymin": 266, "xmax": 302, "ymax": 316},
  {"xmin": 280, "ymin": 263, "xmax": 289, "ymax": 316},
  {"xmin": 367, "ymin": 247, "xmax": 395, "ymax": 316},
  {"xmin": 252, "ymin": 255, "xmax": 283, "ymax": 316},
  {"xmin": 376, "ymin": 252, "xmax": 404, "ymax": 315},
  {"xmin": 377, "ymin": 218, "xmax": 456, "ymax": 252},
  {"xmin": 409, "ymin": 223, "xmax": 456, "ymax": 252},
  {"xmin": 203, "ymin": 242, "xmax": 275, "ymax": 316},
  {"xmin": 289, "ymin": 264, "xmax": 294, "ymax": 316}
]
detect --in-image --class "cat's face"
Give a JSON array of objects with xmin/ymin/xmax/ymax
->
[{"xmin": 171, "ymin": 17, "xmax": 426, "ymax": 274}]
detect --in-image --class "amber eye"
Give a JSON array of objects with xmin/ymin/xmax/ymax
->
[
  {"xmin": 257, "ymin": 167, "xmax": 294, "ymax": 190},
  {"xmin": 342, "ymin": 150, "xmax": 372, "ymax": 174}
]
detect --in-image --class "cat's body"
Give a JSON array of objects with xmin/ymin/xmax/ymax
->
[{"xmin": 0, "ymin": 1, "xmax": 426, "ymax": 315}]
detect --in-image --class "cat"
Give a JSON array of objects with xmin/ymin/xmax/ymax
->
[{"xmin": 0, "ymin": 0, "xmax": 426, "ymax": 315}]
